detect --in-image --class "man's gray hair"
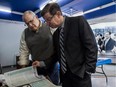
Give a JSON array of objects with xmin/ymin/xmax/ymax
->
[{"xmin": 22, "ymin": 10, "xmax": 36, "ymax": 21}]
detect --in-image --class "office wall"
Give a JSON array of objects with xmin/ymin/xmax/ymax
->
[
  {"xmin": 0, "ymin": 20, "xmax": 26, "ymax": 66},
  {"xmin": 91, "ymin": 22, "xmax": 116, "ymax": 35}
]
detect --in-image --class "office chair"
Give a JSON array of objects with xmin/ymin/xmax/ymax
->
[{"xmin": 0, "ymin": 64, "xmax": 2, "ymax": 74}]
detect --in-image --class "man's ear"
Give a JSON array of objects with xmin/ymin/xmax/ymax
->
[
  {"xmin": 56, "ymin": 11, "xmax": 62, "ymax": 16},
  {"xmin": 56, "ymin": 11, "xmax": 62, "ymax": 18}
]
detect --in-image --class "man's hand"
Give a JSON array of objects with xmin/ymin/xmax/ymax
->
[{"xmin": 32, "ymin": 61, "xmax": 40, "ymax": 67}]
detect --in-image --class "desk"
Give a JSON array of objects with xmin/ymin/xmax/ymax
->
[
  {"xmin": 96, "ymin": 58, "xmax": 112, "ymax": 85},
  {"xmin": 98, "ymin": 52, "xmax": 116, "ymax": 64}
]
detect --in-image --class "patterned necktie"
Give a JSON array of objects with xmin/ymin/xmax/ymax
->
[{"xmin": 59, "ymin": 27, "xmax": 67, "ymax": 74}]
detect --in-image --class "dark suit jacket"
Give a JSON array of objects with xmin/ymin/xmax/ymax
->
[
  {"xmin": 105, "ymin": 38, "xmax": 116, "ymax": 52},
  {"xmin": 53, "ymin": 16, "xmax": 98, "ymax": 78}
]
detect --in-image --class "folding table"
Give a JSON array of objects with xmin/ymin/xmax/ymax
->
[{"xmin": 96, "ymin": 58, "xmax": 112, "ymax": 85}]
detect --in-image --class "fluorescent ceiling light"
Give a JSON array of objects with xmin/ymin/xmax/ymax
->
[
  {"xmin": 100, "ymin": 2, "xmax": 116, "ymax": 9},
  {"xmin": 12, "ymin": 11, "xmax": 23, "ymax": 15},
  {"xmin": 49, "ymin": 0, "xmax": 57, "ymax": 3},
  {"xmin": 72, "ymin": 11, "xmax": 84, "ymax": 16},
  {"xmin": 62, "ymin": 12, "xmax": 70, "ymax": 16},
  {"xmin": 34, "ymin": 9, "xmax": 40, "ymax": 14},
  {"xmin": 40, "ymin": 0, "xmax": 58, "ymax": 10},
  {"xmin": 40, "ymin": 1, "xmax": 48, "ymax": 10},
  {"xmin": 73, "ymin": 2, "xmax": 115, "ymax": 16},
  {"xmin": 0, "ymin": 6, "xmax": 11, "ymax": 13},
  {"xmin": 84, "ymin": 7, "xmax": 100, "ymax": 14},
  {"xmin": 40, "ymin": 4, "xmax": 46, "ymax": 10},
  {"xmin": 84, "ymin": 2, "xmax": 115, "ymax": 14}
]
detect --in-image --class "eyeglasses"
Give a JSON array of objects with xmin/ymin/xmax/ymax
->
[
  {"xmin": 25, "ymin": 15, "xmax": 35, "ymax": 26},
  {"xmin": 45, "ymin": 15, "xmax": 54, "ymax": 22}
]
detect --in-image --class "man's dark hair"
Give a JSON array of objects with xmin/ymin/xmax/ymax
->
[
  {"xmin": 41, "ymin": 3, "xmax": 62, "ymax": 17},
  {"xmin": 107, "ymin": 31, "xmax": 111, "ymax": 35}
]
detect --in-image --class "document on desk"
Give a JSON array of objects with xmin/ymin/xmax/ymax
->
[
  {"xmin": 3, "ymin": 66, "xmax": 59, "ymax": 87},
  {"xmin": 30, "ymin": 78, "xmax": 61, "ymax": 87}
]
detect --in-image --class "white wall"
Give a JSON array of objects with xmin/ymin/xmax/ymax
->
[{"xmin": 0, "ymin": 20, "xmax": 26, "ymax": 66}]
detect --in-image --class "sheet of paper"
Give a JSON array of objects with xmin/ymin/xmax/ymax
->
[
  {"xmin": 4, "ymin": 66, "xmax": 44, "ymax": 87},
  {"xmin": 30, "ymin": 78, "xmax": 61, "ymax": 87}
]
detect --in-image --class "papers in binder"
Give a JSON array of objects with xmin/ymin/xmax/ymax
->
[{"xmin": 3, "ymin": 66, "xmax": 60, "ymax": 87}]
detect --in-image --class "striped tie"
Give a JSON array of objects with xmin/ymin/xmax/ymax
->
[{"xmin": 59, "ymin": 27, "xmax": 67, "ymax": 74}]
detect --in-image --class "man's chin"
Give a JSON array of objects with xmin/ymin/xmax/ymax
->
[
  {"xmin": 51, "ymin": 26, "xmax": 57, "ymax": 28},
  {"xmin": 31, "ymin": 28, "xmax": 37, "ymax": 31}
]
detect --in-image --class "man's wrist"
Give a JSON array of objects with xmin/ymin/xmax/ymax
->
[{"xmin": 39, "ymin": 61, "xmax": 46, "ymax": 67}]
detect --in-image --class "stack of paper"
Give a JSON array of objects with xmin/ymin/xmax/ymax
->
[{"xmin": 3, "ymin": 66, "xmax": 61, "ymax": 87}]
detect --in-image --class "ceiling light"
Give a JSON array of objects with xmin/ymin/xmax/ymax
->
[
  {"xmin": 40, "ymin": 0, "xmax": 58, "ymax": 10},
  {"xmin": 49, "ymin": 0, "xmax": 57, "ymax": 3},
  {"xmin": 0, "ymin": 6, "xmax": 11, "ymax": 13},
  {"xmin": 100, "ymin": 2, "xmax": 116, "ymax": 9},
  {"xmin": 72, "ymin": 11, "xmax": 84, "ymax": 16},
  {"xmin": 84, "ymin": 2, "xmax": 115, "ymax": 14},
  {"xmin": 84, "ymin": 7, "xmax": 100, "ymax": 14}
]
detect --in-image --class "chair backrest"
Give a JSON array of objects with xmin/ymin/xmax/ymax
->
[{"xmin": 0, "ymin": 64, "xmax": 2, "ymax": 74}]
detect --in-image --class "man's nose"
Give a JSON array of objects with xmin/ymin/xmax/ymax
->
[{"xmin": 28, "ymin": 22, "xmax": 33, "ymax": 27}]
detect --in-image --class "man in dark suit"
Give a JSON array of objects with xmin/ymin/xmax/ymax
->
[
  {"xmin": 41, "ymin": 3, "xmax": 98, "ymax": 87},
  {"xmin": 104, "ymin": 31, "xmax": 116, "ymax": 52}
]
